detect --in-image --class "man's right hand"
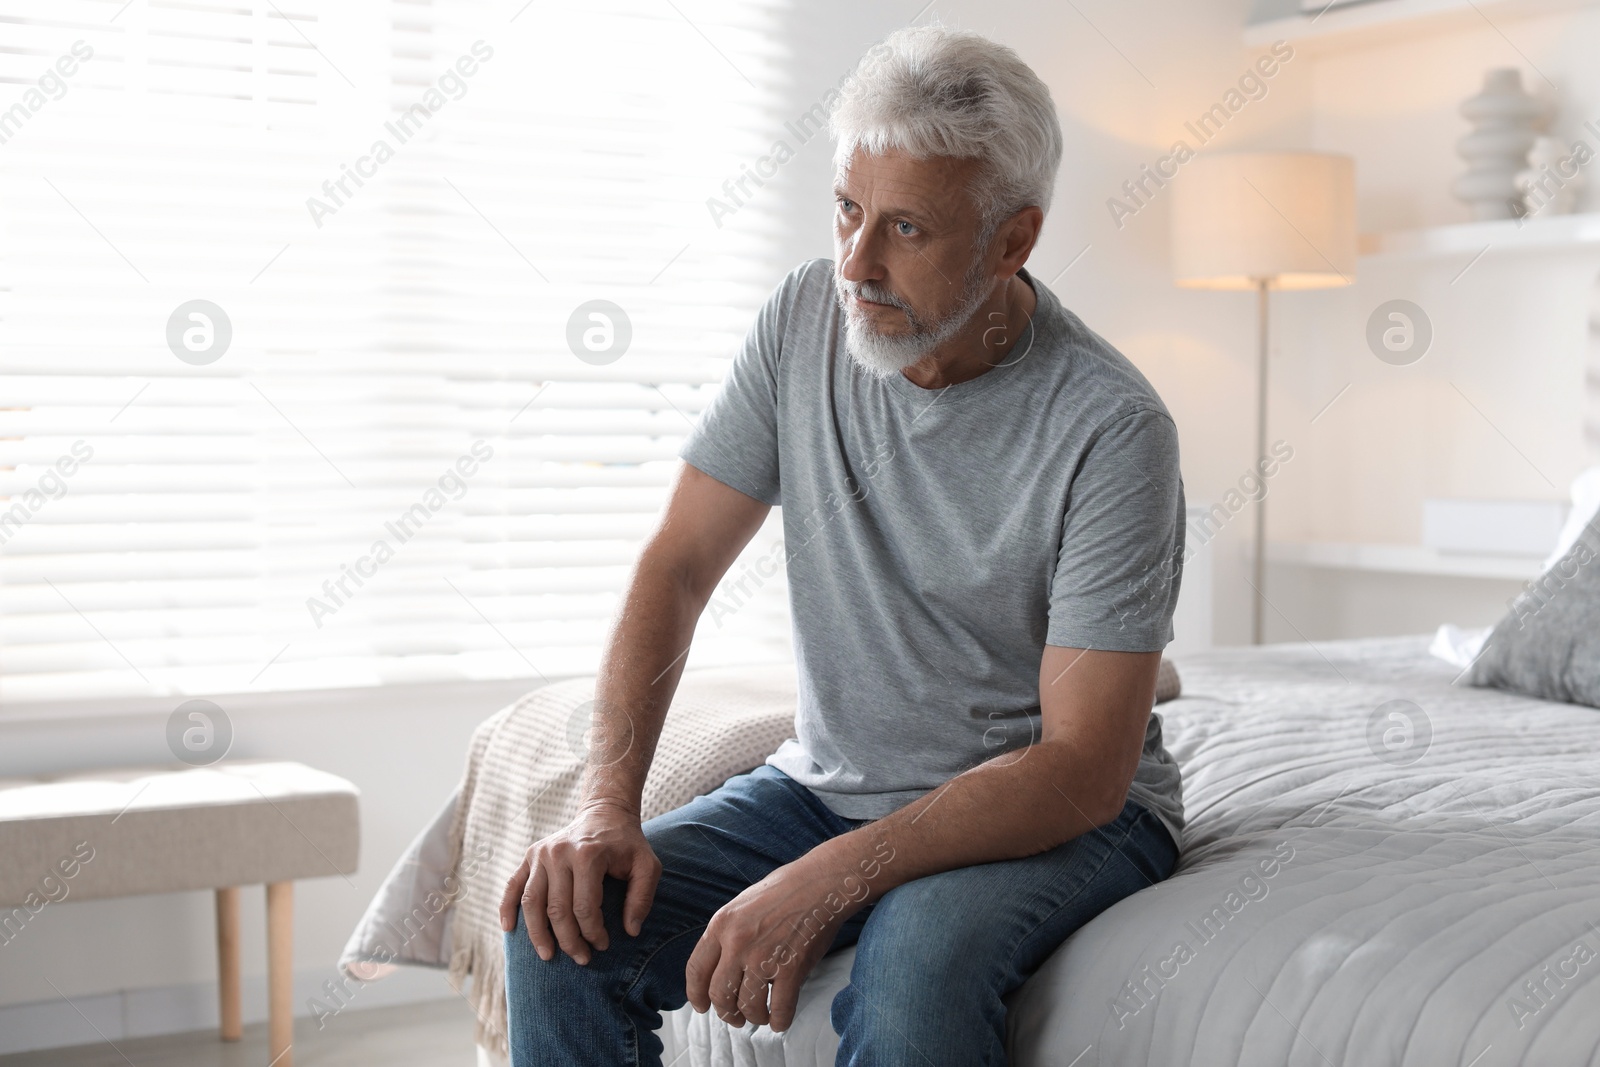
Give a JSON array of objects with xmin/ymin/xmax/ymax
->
[
  {"xmin": 498, "ymin": 802, "xmax": 663, "ymax": 965},
  {"xmin": 494, "ymin": 463, "xmax": 768, "ymax": 964}
]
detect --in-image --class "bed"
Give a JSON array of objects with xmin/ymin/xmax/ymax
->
[{"xmin": 344, "ymin": 633, "xmax": 1600, "ymax": 1065}]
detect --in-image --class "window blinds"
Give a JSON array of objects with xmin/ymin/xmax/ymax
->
[{"xmin": 0, "ymin": 0, "xmax": 794, "ymax": 704}]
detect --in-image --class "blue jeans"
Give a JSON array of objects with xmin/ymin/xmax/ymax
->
[{"xmin": 504, "ymin": 763, "xmax": 1178, "ymax": 1066}]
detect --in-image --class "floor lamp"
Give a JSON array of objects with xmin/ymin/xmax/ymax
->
[{"xmin": 1170, "ymin": 152, "xmax": 1357, "ymax": 645}]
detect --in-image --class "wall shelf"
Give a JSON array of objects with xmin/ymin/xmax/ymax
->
[
  {"xmin": 1358, "ymin": 211, "xmax": 1600, "ymax": 261},
  {"xmin": 1268, "ymin": 540, "xmax": 1545, "ymax": 579},
  {"xmin": 1245, "ymin": 0, "xmax": 1598, "ymax": 53}
]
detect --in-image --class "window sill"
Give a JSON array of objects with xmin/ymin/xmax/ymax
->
[{"xmin": 0, "ymin": 673, "xmax": 586, "ymax": 727}]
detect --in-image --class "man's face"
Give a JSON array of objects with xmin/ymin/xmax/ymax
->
[{"xmin": 832, "ymin": 146, "xmax": 996, "ymax": 380}]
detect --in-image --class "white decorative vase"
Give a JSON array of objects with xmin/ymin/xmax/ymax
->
[
  {"xmin": 1452, "ymin": 68, "xmax": 1550, "ymax": 221},
  {"xmin": 1515, "ymin": 135, "xmax": 1583, "ymax": 218}
]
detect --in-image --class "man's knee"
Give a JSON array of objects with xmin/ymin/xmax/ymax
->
[
  {"xmin": 831, "ymin": 950, "xmax": 1004, "ymax": 1067},
  {"xmin": 855, "ymin": 878, "xmax": 996, "ymax": 979},
  {"xmin": 503, "ymin": 879, "xmax": 634, "ymax": 998},
  {"xmin": 830, "ymin": 884, "xmax": 1012, "ymax": 1063},
  {"xmin": 836, "ymin": 913, "xmax": 989, "ymax": 1017}
]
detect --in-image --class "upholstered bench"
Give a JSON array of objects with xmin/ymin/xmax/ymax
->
[{"xmin": 0, "ymin": 760, "xmax": 360, "ymax": 1066}]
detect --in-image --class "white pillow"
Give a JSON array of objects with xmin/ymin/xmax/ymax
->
[
  {"xmin": 1430, "ymin": 464, "xmax": 1600, "ymax": 668},
  {"xmin": 1540, "ymin": 465, "xmax": 1600, "ymax": 572},
  {"xmin": 1430, "ymin": 623, "xmax": 1491, "ymax": 669}
]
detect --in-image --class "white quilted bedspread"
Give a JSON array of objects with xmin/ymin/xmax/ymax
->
[{"xmin": 1006, "ymin": 635, "xmax": 1600, "ymax": 1067}]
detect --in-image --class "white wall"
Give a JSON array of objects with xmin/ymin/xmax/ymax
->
[{"xmin": 1267, "ymin": 7, "xmax": 1600, "ymax": 637}]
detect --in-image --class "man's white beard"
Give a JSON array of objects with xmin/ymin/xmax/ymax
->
[{"xmin": 834, "ymin": 259, "xmax": 994, "ymax": 383}]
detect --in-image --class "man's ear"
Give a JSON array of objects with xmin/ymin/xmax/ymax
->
[{"xmin": 997, "ymin": 205, "xmax": 1044, "ymax": 276}]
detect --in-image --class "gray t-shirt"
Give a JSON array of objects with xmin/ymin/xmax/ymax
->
[{"xmin": 678, "ymin": 258, "xmax": 1186, "ymax": 846}]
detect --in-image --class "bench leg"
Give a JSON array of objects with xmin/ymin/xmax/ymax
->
[
  {"xmin": 267, "ymin": 881, "xmax": 294, "ymax": 1067},
  {"xmin": 215, "ymin": 887, "xmax": 242, "ymax": 1041}
]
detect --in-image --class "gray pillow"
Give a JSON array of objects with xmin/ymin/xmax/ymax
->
[{"xmin": 1467, "ymin": 515, "xmax": 1600, "ymax": 708}]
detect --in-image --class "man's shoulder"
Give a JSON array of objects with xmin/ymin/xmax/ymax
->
[
  {"xmin": 755, "ymin": 258, "xmax": 837, "ymax": 341},
  {"xmin": 1031, "ymin": 278, "xmax": 1173, "ymax": 431},
  {"xmin": 790, "ymin": 257, "xmax": 836, "ymax": 303},
  {"xmin": 771, "ymin": 257, "xmax": 834, "ymax": 298}
]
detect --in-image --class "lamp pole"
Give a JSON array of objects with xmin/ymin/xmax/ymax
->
[
  {"xmin": 1167, "ymin": 152, "xmax": 1357, "ymax": 644},
  {"xmin": 1252, "ymin": 275, "xmax": 1271, "ymax": 645}
]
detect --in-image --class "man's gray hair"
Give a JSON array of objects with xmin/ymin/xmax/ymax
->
[{"xmin": 828, "ymin": 26, "xmax": 1064, "ymax": 237}]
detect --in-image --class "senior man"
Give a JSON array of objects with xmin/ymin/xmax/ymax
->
[{"xmin": 501, "ymin": 24, "xmax": 1187, "ymax": 1067}]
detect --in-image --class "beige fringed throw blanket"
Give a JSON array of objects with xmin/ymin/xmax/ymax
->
[{"xmin": 445, "ymin": 663, "xmax": 801, "ymax": 1058}]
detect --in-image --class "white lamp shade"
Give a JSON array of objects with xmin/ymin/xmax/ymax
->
[{"xmin": 1171, "ymin": 152, "xmax": 1357, "ymax": 290}]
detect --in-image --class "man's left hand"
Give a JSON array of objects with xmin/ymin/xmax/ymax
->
[{"xmin": 684, "ymin": 849, "xmax": 871, "ymax": 1032}]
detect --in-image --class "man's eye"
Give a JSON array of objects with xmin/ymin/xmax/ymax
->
[
  {"xmin": 895, "ymin": 220, "xmax": 917, "ymax": 236},
  {"xmin": 838, "ymin": 198, "xmax": 856, "ymax": 213}
]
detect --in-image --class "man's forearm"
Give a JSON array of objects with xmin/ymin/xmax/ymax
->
[
  {"xmin": 578, "ymin": 550, "xmax": 707, "ymax": 816},
  {"xmin": 809, "ymin": 739, "xmax": 1129, "ymax": 905}
]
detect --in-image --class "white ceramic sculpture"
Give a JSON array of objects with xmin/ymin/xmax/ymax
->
[
  {"xmin": 1453, "ymin": 68, "xmax": 1550, "ymax": 221},
  {"xmin": 1515, "ymin": 135, "xmax": 1584, "ymax": 218}
]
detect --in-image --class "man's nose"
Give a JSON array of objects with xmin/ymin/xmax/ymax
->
[{"xmin": 838, "ymin": 220, "xmax": 885, "ymax": 285}]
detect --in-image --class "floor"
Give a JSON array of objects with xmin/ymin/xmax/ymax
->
[{"xmin": 0, "ymin": 998, "xmax": 480, "ymax": 1067}]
